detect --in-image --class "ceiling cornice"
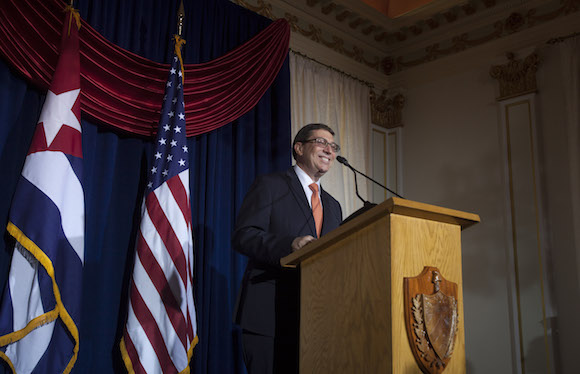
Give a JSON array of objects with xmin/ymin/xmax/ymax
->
[{"xmin": 232, "ymin": 0, "xmax": 580, "ymax": 87}]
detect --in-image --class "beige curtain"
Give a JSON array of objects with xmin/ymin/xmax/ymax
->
[
  {"xmin": 290, "ymin": 52, "xmax": 371, "ymax": 218},
  {"xmin": 559, "ymin": 37, "xmax": 580, "ymax": 290}
]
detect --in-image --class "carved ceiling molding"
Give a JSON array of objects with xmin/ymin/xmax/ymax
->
[
  {"xmin": 232, "ymin": 0, "xmax": 579, "ymax": 79},
  {"xmin": 386, "ymin": 0, "xmax": 578, "ymax": 75},
  {"xmin": 490, "ymin": 52, "xmax": 540, "ymax": 101},
  {"xmin": 370, "ymin": 90, "xmax": 405, "ymax": 128}
]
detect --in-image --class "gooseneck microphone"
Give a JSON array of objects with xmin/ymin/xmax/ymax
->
[{"xmin": 336, "ymin": 156, "xmax": 404, "ymax": 199}]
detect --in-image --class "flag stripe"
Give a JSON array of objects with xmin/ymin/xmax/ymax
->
[
  {"xmin": 125, "ymin": 304, "xmax": 163, "ymax": 373},
  {"xmin": 153, "ymin": 180, "xmax": 190, "ymax": 253},
  {"xmin": 145, "ymin": 192, "xmax": 188, "ymax": 285},
  {"xmin": 166, "ymin": 174, "xmax": 190, "ymax": 224},
  {"xmin": 139, "ymin": 208, "xmax": 186, "ymax": 300},
  {"xmin": 136, "ymin": 232, "xmax": 188, "ymax": 347},
  {"xmin": 131, "ymin": 252, "xmax": 187, "ymax": 366},
  {"xmin": 129, "ymin": 282, "xmax": 177, "ymax": 374},
  {"xmin": 21, "ymin": 151, "xmax": 84, "ymax": 262},
  {"xmin": 122, "ymin": 333, "xmax": 147, "ymax": 374}
]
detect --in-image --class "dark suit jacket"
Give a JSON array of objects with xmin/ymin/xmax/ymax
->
[{"xmin": 232, "ymin": 167, "xmax": 342, "ymax": 339}]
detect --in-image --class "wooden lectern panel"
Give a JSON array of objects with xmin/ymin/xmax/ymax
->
[
  {"xmin": 283, "ymin": 199, "xmax": 478, "ymax": 373},
  {"xmin": 300, "ymin": 219, "xmax": 391, "ymax": 373},
  {"xmin": 390, "ymin": 214, "xmax": 465, "ymax": 374}
]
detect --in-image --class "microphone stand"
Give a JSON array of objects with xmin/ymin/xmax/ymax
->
[
  {"xmin": 351, "ymin": 167, "xmax": 404, "ymax": 199},
  {"xmin": 336, "ymin": 155, "xmax": 404, "ymax": 224},
  {"xmin": 351, "ymin": 167, "xmax": 374, "ymax": 208},
  {"xmin": 337, "ymin": 156, "xmax": 404, "ymax": 199}
]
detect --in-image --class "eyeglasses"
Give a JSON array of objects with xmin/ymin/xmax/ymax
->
[{"xmin": 302, "ymin": 137, "xmax": 340, "ymax": 152}]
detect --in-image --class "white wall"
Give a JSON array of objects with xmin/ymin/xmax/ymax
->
[
  {"xmin": 535, "ymin": 43, "xmax": 580, "ymax": 374},
  {"xmin": 392, "ymin": 40, "xmax": 580, "ymax": 373},
  {"xmin": 401, "ymin": 64, "xmax": 514, "ymax": 373}
]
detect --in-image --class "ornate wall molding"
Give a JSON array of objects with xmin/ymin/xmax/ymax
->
[
  {"xmin": 370, "ymin": 90, "xmax": 405, "ymax": 128},
  {"xmin": 232, "ymin": 0, "xmax": 578, "ymax": 85},
  {"xmin": 490, "ymin": 52, "xmax": 540, "ymax": 101}
]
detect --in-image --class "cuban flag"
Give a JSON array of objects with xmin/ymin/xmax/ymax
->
[
  {"xmin": 0, "ymin": 8, "xmax": 84, "ymax": 374},
  {"xmin": 120, "ymin": 35, "xmax": 198, "ymax": 374}
]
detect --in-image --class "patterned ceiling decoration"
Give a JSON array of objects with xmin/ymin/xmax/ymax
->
[{"xmin": 232, "ymin": 0, "xmax": 580, "ymax": 77}]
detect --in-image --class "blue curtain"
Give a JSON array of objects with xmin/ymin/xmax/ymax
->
[{"xmin": 0, "ymin": 0, "xmax": 290, "ymax": 373}]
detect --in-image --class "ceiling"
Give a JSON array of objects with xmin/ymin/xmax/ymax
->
[
  {"xmin": 233, "ymin": 0, "xmax": 580, "ymax": 86},
  {"xmin": 360, "ymin": 0, "xmax": 438, "ymax": 18}
]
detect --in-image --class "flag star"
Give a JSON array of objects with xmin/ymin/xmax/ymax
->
[
  {"xmin": 174, "ymin": 126, "xmax": 181, "ymax": 133},
  {"xmin": 151, "ymin": 167, "xmax": 157, "ymax": 174},
  {"xmin": 177, "ymin": 83, "xmax": 182, "ymax": 89},
  {"xmin": 174, "ymin": 56, "xmax": 178, "ymax": 62},
  {"xmin": 162, "ymin": 169, "xmax": 169, "ymax": 176},
  {"xmin": 38, "ymin": 88, "xmax": 81, "ymax": 147},
  {"xmin": 167, "ymin": 154, "xmax": 173, "ymax": 161},
  {"xmin": 178, "ymin": 159, "xmax": 186, "ymax": 166},
  {"xmin": 179, "ymin": 71, "xmax": 183, "ymax": 78},
  {"xmin": 166, "ymin": 81, "xmax": 172, "ymax": 87},
  {"xmin": 147, "ymin": 181, "xmax": 153, "ymax": 188},
  {"xmin": 163, "ymin": 94, "xmax": 167, "ymax": 101},
  {"xmin": 170, "ymin": 68, "xmax": 176, "ymax": 75},
  {"xmin": 168, "ymin": 111, "xmax": 174, "ymax": 118},
  {"xmin": 172, "ymin": 98, "xmax": 177, "ymax": 104},
  {"xmin": 182, "ymin": 145, "xmax": 188, "ymax": 153},
  {"xmin": 163, "ymin": 124, "xmax": 171, "ymax": 132},
  {"xmin": 170, "ymin": 140, "xmax": 178, "ymax": 147},
  {"xmin": 155, "ymin": 152, "xmax": 162, "ymax": 159},
  {"xmin": 159, "ymin": 138, "xmax": 167, "ymax": 145},
  {"xmin": 178, "ymin": 113, "xmax": 185, "ymax": 120}
]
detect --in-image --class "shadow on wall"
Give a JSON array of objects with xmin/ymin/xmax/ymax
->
[{"xmin": 427, "ymin": 145, "xmax": 507, "ymax": 298}]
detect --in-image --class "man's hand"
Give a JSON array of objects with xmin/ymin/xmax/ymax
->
[{"xmin": 291, "ymin": 235, "xmax": 316, "ymax": 252}]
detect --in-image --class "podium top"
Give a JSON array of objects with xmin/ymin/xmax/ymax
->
[{"xmin": 281, "ymin": 197, "xmax": 480, "ymax": 267}]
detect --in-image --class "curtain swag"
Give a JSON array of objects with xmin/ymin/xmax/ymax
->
[{"xmin": 0, "ymin": 0, "xmax": 290, "ymax": 137}]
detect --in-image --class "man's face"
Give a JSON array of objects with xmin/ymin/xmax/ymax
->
[{"xmin": 294, "ymin": 129, "xmax": 336, "ymax": 181}]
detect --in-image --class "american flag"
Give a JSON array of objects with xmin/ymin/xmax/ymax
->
[
  {"xmin": 121, "ymin": 36, "xmax": 198, "ymax": 374},
  {"xmin": 0, "ymin": 8, "xmax": 83, "ymax": 374}
]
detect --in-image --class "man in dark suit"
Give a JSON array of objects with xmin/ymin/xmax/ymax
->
[{"xmin": 233, "ymin": 123, "xmax": 343, "ymax": 374}]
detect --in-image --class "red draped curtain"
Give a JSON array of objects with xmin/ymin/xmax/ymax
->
[{"xmin": 0, "ymin": 0, "xmax": 290, "ymax": 137}]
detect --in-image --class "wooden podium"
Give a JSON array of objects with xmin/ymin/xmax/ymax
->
[{"xmin": 281, "ymin": 197, "xmax": 479, "ymax": 373}]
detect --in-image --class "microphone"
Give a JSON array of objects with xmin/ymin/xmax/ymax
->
[{"xmin": 336, "ymin": 156, "xmax": 404, "ymax": 199}]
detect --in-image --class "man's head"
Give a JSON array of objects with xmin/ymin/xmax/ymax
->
[{"xmin": 293, "ymin": 123, "xmax": 340, "ymax": 182}]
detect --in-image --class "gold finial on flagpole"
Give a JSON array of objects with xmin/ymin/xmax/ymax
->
[{"xmin": 177, "ymin": 0, "xmax": 185, "ymax": 37}]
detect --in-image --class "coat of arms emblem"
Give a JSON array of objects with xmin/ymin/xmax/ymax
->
[{"xmin": 404, "ymin": 266, "xmax": 459, "ymax": 374}]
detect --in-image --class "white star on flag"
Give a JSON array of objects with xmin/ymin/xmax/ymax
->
[{"xmin": 38, "ymin": 88, "xmax": 81, "ymax": 147}]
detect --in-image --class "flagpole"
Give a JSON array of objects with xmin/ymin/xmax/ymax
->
[
  {"xmin": 177, "ymin": 0, "xmax": 185, "ymax": 37},
  {"xmin": 175, "ymin": 0, "xmax": 186, "ymax": 80}
]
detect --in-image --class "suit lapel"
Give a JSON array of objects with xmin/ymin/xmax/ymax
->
[
  {"xmin": 286, "ymin": 167, "xmax": 317, "ymax": 237},
  {"xmin": 320, "ymin": 189, "xmax": 334, "ymax": 236}
]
